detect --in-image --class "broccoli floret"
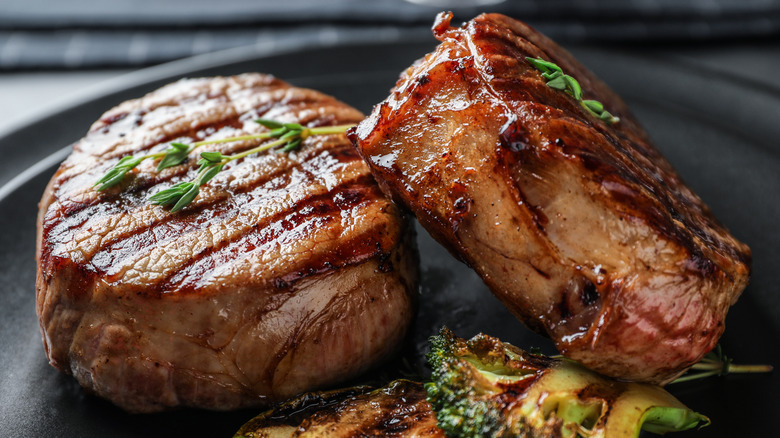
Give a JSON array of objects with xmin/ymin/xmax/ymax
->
[{"xmin": 426, "ymin": 328, "xmax": 709, "ymax": 438}]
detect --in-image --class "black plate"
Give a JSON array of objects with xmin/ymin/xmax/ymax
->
[{"xmin": 0, "ymin": 39, "xmax": 778, "ymax": 437}]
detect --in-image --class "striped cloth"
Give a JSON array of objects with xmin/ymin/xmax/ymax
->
[{"xmin": 2, "ymin": 0, "xmax": 780, "ymax": 70}]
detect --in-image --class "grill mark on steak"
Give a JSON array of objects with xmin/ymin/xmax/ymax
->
[
  {"xmin": 49, "ymin": 133, "xmax": 357, "ymax": 237},
  {"xmin": 55, "ymin": 97, "xmax": 353, "ymax": 194},
  {"xmin": 43, "ymin": 144, "xmax": 376, "ymax": 297},
  {"xmin": 40, "ymin": 76, "xmax": 373, "ymax": 295},
  {"xmin": 99, "ymin": 115, "xmax": 246, "ymax": 160},
  {"xmin": 157, "ymin": 176, "xmax": 382, "ymax": 293},
  {"xmin": 84, "ymin": 164, "xmax": 368, "ymax": 283},
  {"xmin": 470, "ymin": 16, "xmax": 748, "ymax": 270},
  {"xmin": 469, "ymin": 22, "xmax": 740, "ymax": 273},
  {"xmin": 465, "ymin": 15, "xmax": 747, "ymax": 280},
  {"xmin": 48, "ymin": 140, "xmax": 361, "ymax": 268}
]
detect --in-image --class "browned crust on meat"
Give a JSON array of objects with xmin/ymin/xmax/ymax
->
[
  {"xmin": 352, "ymin": 13, "xmax": 750, "ymax": 383},
  {"xmin": 36, "ymin": 74, "xmax": 418, "ymax": 411},
  {"xmin": 38, "ymin": 74, "xmax": 396, "ymax": 297},
  {"xmin": 236, "ymin": 380, "xmax": 444, "ymax": 437}
]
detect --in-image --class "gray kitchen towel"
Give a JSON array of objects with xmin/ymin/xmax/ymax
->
[{"xmin": 2, "ymin": 0, "xmax": 780, "ymax": 69}]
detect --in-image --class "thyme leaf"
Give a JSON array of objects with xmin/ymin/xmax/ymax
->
[
  {"xmin": 94, "ymin": 156, "xmax": 144, "ymax": 190},
  {"xmin": 525, "ymin": 56, "xmax": 620, "ymax": 124},
  {"xmin": 156, "ymin": 142, "xmax": 192, "ymax": 171},
  {"xmin": 141, "ymin": 120, "xmax": 354, "ymax": 212}
]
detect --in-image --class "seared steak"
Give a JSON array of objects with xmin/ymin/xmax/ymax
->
[
  {"xmin": 36, "ymin": 74, "xmax": 418, "ymax": 412},
  {"xmin": 351, "ymin": 13, "xmax": 750, "ymax": 383},
  {"xmin": 235, "ymin": 380, "xmax": 444, "ymax": 437}
]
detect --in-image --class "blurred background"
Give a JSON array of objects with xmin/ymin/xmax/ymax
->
[{"xmin": 2, "ymin": 0, "xmax": 780, "ymax": 137}]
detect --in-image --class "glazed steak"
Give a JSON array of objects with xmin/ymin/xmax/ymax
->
[
  {"xmin": 36, "ymin": 74, "xmax": 418, "ymax": 412},
  {"xmin": 351, "ymin": 13, "xmax": 750, "ymax": 383}
]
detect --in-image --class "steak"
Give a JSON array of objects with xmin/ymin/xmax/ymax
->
[
  {"xmin": 236, "ymin": 380, "xmax": 444, "ymax": 437},
  {"xmin": 36, "ymin": 74, "xmax": 418, "ymax": 412},
  {"xmin": 351, "ymin": 13, "xmax": 750, "ymax": 383}
]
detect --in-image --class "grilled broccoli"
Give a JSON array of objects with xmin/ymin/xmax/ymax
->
[{"xmin": 426, "ymin": 328, "xmax": 709, "ymax": 438}]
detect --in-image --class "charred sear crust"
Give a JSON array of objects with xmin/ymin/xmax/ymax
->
[
  {"xmin": 234, "ymin": 380, "xmax": 445, "ymax": 438},
  {"xmin": 351, "ymin": 13, "xmax": 750, "ymax": 383},
  {"xmin": 36, "ymin": 74, "xmax": 419, "ymax": 412}
]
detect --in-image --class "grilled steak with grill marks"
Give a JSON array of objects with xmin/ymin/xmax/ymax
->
[
  {"xmin": 36, "ymin": 74, "xmax": 418, "ymax": 412},
  {"xmin": 350, "ymin": 13, "xmax": 751, "ymax": 384}
]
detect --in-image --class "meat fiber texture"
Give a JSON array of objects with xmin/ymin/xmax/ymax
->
[
  {"xmin": 36, "ymin": 74, "xmax": 419, "ymax": 412},
  {"xmin": 351, "ymin": 12, "xmax": 750, "ymax": 384}
]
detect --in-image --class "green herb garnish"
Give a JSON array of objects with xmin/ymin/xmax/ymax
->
[
  {"xmin": 95, "ymin": 119, "xmax": 354, "ymax": 210},
  {"xmin": 94, "ymin": 155, "xmax": 144, "ymax": 190},
  {"xmin": 525, "ymin": 56, "xmax": 619, "ymax": 124},
  {"xmin": 670, "ymin": 345, "xmax": 772, "ymax": 384},
  {"xmin": 94, "ymin": 142, "xmax": 197, "ymax": 191}
]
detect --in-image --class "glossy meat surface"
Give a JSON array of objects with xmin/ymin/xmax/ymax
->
[
  {"xmin": 36, "ymin": 74, "xmax": 418, "ymax": 412},
  {"xmin": 235, "ymin": 380, "xmax": 444, "ymax": 437},
  {"xmin": 351, "ymin": 13, "xmax": 750, "ymax": 383}
]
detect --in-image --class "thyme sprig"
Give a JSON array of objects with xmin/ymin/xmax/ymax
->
[
  {"xmin": 95, "ymin": 119, "xmax": 343, "ymax": 191},
  {"xmin": 670, "ymin": 345, "xmax": 772, "ymax": 384},
  {"xmin": 126, "ymin": 119, "xmax": 354, "ymax": 212},
  {"xmin": 94, "ymin": 141, "xmax": 206, "ymax": 191},
  {"xmin": 525, "ymin": 56, "xmax": 619, "ymax": 124}
]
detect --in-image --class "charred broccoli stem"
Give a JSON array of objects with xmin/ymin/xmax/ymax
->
[{"xmin": 426, "ymin": 328, "xmax": 709, "ymax": 438}]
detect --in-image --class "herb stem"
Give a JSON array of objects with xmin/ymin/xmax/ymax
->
[
  {"xmin": 669, "ymin": 345, "xmax": 772, "ymax": 384},
  {"xmin": 141, "ymin": 120, "xmax": 355, "ymax": 211},
  {"xmin": 190, "ymin": 133, "xmax": 273, "ymax": 148},
  {"xmin": 225, "ymin": 137, "xmax": 290, "ymax": 162},
  {"xmin": 688, "ymin": 363, "xmax": 773, "ymax": 373},
  {"xmin": 303, "ymin": 124, "xmax": 357, "ymax": 137},
  {"xmin": 144, "ymin": 151, "xmax": 167, "ymax": 160},
  {"xmin": 728, "ymin": 364, "xmax": 774, "ymax": 373},
  {"xmin": 204, "ymin": 124, "xmax": 356, "ymax": 163},
  {"xmin": 670, "ymin": 371, "xmax": 721, "ymax": 384},
  {"xmin": 188, "ymin": 124, "xmax": 354, "ymax": 149}
]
